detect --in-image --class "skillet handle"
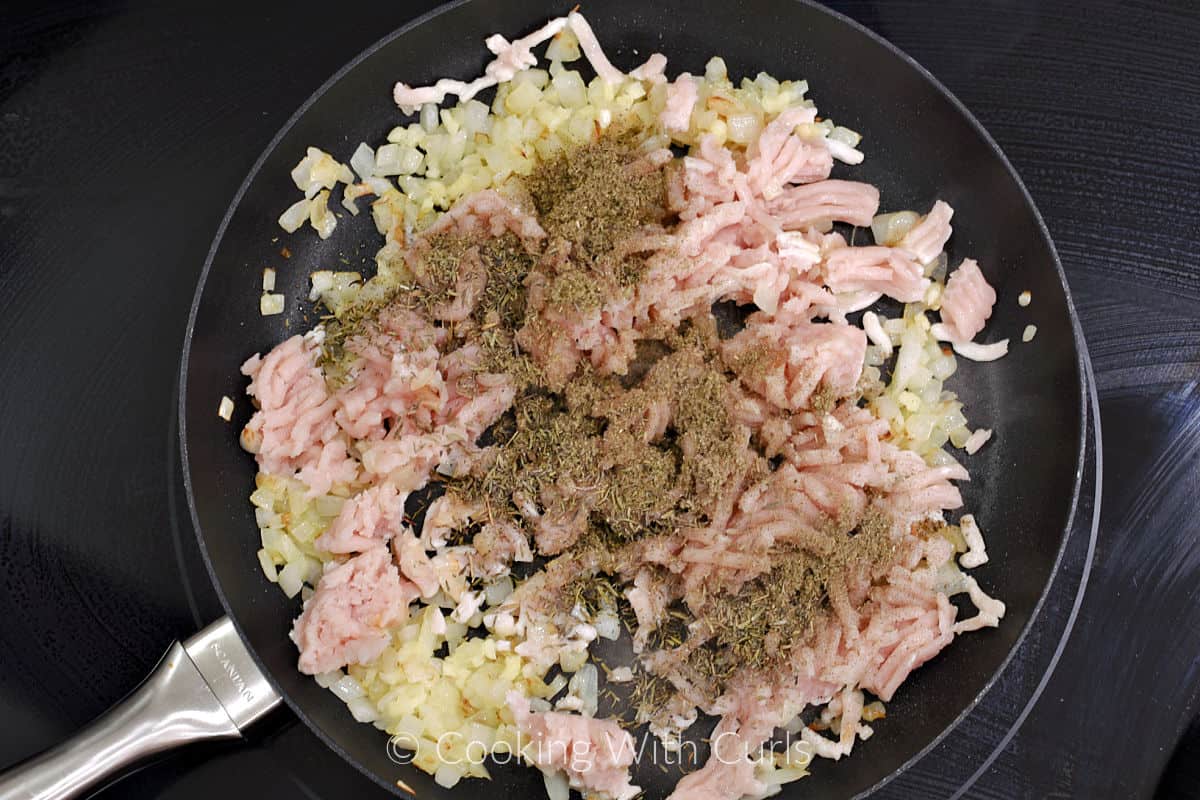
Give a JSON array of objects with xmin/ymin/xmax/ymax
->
[{"xmin": 0, "ymin": 617, "xmax": 281, "ymax": 800}]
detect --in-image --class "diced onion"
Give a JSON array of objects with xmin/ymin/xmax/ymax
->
[
  {"xmin": 314, "ymin": 670, "xmax": 343, "ymax": 689},
  {"xmin": 892, "ymin": 325, "xmax": 925, "ymax": 389},
  {"xmin": 365, "ymin": 176, "xmax": 394, "ymax": 197},
  {"xmin": 314, "ymin": 495, "xmax": 345, "ymax": 517},
  {"xmin": 341, "ymin": 184, "xmax": 363, "ymax": 215},
  {"xmin": 506, "ymin": 81, "xmax": 543, "ymax": 115},
  {"xmin": 350, "ymin": 142, "xmax": 376, "ymax": 181},
  {"xmin": 278, "ymin": 197, "xmax": 311, "ymax": 233},
  {"xmin": 964, "ymin": 428, "xmax": 993, "ymax": 455},
  {"xmin": 958, "ymin": 514, "xmax": 989, "ymax": 568},
  {"xmin": 829, "ymin": 124, "xmax": 861, "ymax": 147},
  {"xmin": 929, "ymin": 449, "xmax": 962, "ymax": 468},
  {"xmin": 705, "ymin": 56, "xmax": 728, "ymax": 82},
  {"xmin": 217, "ymin": 395, "xmax": 235, "ymax": 421},
  {"xmin": 331, "ymin": 675, "xmax": 367, "ymax": 701},
  {"xmin": 1022, "ymin": 324, "xmax": 1037, "ymax": 342},
  {"xmin": 609, "ymin": 666, "xmax": 634, "ymax": 683},
  {"xmin": 593, "ymin": 609, "xmax": 620, "ymax": 640},
  {"xmin": 277, "ymin": 559, "xmax": 307, "ymax": 597},
  {"xmin": 950, "ymin": 425, "xmax": 971, "ymax": 448},
  {"xmin": 726, "ymin": 113, "xmax": 760, "ymax": 145},
  {"xmin": 952, "ymin": 339, "xmax": 1009, "ymax": 362},
  {"xmin": 420, "ymin": 102, "xmax": 438, "ymax": 131},
  {"xmin": 256, "ymin": 548, "xmax": 277, "ymax": 582},
  {"xmin": 559, "ymin": 648, "xmax": 587, "ymax": 673},
  {"xmin": 862, "ymin": 701, "xmax": 887, "ymax": 721},
  {"xmin": 434, "ymin": 764, "xmax": 464, "ymax": 789},
  {"xmin": 308, "ymin": 190, "xmax": 336, "ymax": 239},
  {"xmin": 871, "ymin": 210, "xmax": 919, "ymax": 246},
  {"xmin": 291, "ymin": 147, "xmax": 354, "ymax": 197},
  {"xmin": 861, "ymin": 311, "xmax": 892, "ymax": 357},
  {"xmin": 825, "ymin": 136, "xmax": 864, "ymax": 164},
  {"xmin": 544, "ymin": 673, "xmax": 568, "ymax": 696},
  {"xmin": 262, "ymin": 268, "xmax": 276, "ymax": 292},
  {"xmin": 259, "ymin": 293, "xmax": 285, "ymax": 316},
  {"xmin": 926, "ymin": 252, "xmax": 949, "ymax": 281},
  {"xmin": 551, "ymin": 68, "xmax": 587, "ymax": 109},
  {"xmin": 543, "ymin": 769, "xmax": 570, "ymax": 800},
  {"xmin": 483, "ymin": 576, "xmax": 514, "ymax": 607},
  {"xmin": 308, "ymin": 271, "xmax": 362, "ymax": 312},
  {"xmin": 375, "ymin": 143, "xmax": 424, "ymax": 176},
  {"xmin": 348, "ymin": 696, "xmax": 380, "ymax": 723},
  {"xmin": 545, "ymin": 28, "xmax": 581, "ymax": 62},
  {"xmin": 309, "ymin": 271, "xmax": 332, "ymax": 300},
  {"xmin": 568, "ymin": 664, "xmax": 599, "ymax": 717},
  {"xmin": 930, "ymin": 354, "xmax": 957, "ymax": 380},
  {"xmin": 923, "ymin": 282, "xmax": 943, "ymax": 309}
]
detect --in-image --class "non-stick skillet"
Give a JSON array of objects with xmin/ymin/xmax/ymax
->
[{"xmin": 0, "ymin": 0, "xmax": 1088, "ymax": 797}]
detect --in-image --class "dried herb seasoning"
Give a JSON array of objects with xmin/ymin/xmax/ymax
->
[
  {"xmin": 311, "ymin": 126, "xmax": 908, "ymax": 724},
  {"xmin": 689, "ymin": 507, "xmax": 897, "ymax": 681}
]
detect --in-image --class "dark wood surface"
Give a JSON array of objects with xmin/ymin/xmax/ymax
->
[{"xmin": 0, "ymin": 1, "xmax": 1196, "ymax": 797}]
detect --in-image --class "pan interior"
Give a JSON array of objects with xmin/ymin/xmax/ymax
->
[{"xmin": 181, "ymin": 1, "xmax": 1083, "ymax": 797}]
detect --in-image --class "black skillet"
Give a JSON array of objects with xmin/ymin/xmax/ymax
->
[{"xmin": 0, "ymin": 1, "xmax": 1086, "ymax": 798}]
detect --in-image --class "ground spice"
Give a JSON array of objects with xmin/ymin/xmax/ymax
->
[
  {"xmin": 313, "ymin": 129, "xmax": 911, "ymax": 725},
  {"xmin": 545, "ymin": 269, "xmax": 604, "ymax": 311},
  {"xmin": 318, "ymin": 224, "xmax": 543, "ymax": 388},
  {"xmin": 809, "ymin": 382, "xmax": 838, "ymax": 414},
  {"xmin": 476, "ymin": 233, "xmax": 536, "ymax": 328},
  {"xmin": 451, "ymin": 344, "xmax": 742, "ymax": 552},
  {"xmin": 722, "ymin": 340, "xmax": 782, "ymax": 384},
  {"xmin": 464, "ymin": 393, "xmax": 604, "ymax": 511},
  {"xmin": 689, "ymin": 506, "xmax": 897, "ymax": 682},
  {"xmin": 637, "ymin": 340, "xmax": 758, "ymax": 512},
  {"xmin": 524, "ymin": 130, "xmax": 665, "ymax": 266},
  {"xmin": 414, "ymin": 232, "xmax": 472, "ymax": 298},
  {"xmin": 315, "ymin": 282, "xmax": 406, "ymax": 387},
  {"xmin": 523, "ymin": 130, "xmax": 666, "ymax": 314}
]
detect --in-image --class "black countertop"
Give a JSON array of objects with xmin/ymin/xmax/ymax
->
[{"xmin": 1, "ymin": 1, "xmax": 1197, "ymax": 798}]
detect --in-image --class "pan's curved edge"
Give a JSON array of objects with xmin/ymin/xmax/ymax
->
[
  {"xmin": 178, "ymin": 2, "xmax": 476, "ymax": 796},
  {"xmin": 799, "ymin": 2, "xmax": 1092, "ymax": 794},
  {"xmin": 795, "ymin": 3, "xmax": 1093, "ymax": 795},
  {"xmin": 178, "ymin": 1, "xmax": 1094, "ymax": 797},
  {"xmin": 946, "ymin": 313, "xmax": 1102, "ymax": 800}
]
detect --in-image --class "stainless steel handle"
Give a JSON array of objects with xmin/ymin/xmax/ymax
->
[{"xmin": 0, "ymin": 617, "xmax": 281, "ymax": 800}]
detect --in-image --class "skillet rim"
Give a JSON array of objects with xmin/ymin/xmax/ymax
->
[{"xmin": 178, "ymin": 1, "xmax": 1090, "ymax": 796}]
